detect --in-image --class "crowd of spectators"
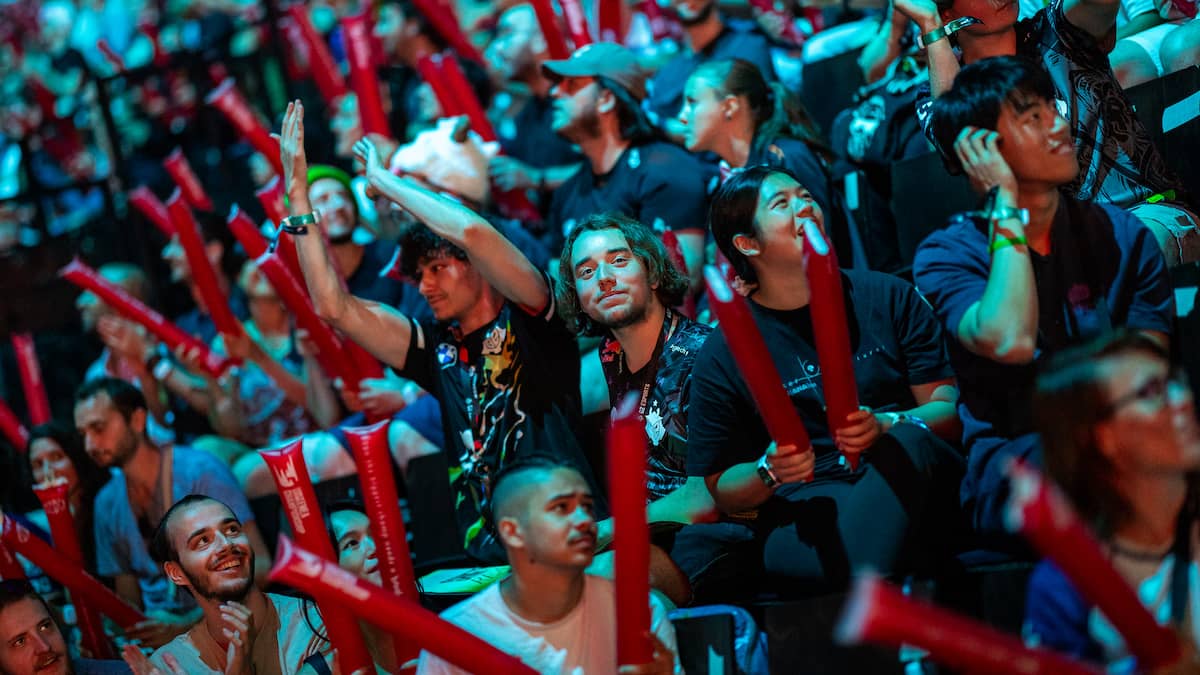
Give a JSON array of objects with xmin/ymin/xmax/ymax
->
[{"xmin": 0, "ymin": 0, "xmax": 1198, "ymax": 671}]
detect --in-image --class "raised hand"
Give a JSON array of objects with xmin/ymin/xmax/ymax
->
[
  {"xmin": 352, "ymin": 136, "xmax": 385, "ymax": 184},
  {"xmin": 893, "ymin": 0, "xmax": 942, "ymax": 30},
  {"xmin": 122, "ymin": 643, "xmax": 187, "ymax": 675},
  {"xmin": 276, "ymin": 100, "xmax": 310, "ymax": 205}
]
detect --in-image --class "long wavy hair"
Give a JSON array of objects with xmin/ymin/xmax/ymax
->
[{"xmin": 556, "ymin": 213, "xmax": 690, "ymax": 336}]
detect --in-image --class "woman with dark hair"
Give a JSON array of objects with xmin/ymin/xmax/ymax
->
[
  {"xmin": 1025, "ymin": 331, "xmax": 1200, "ymax": 666},
  {"xmin": 23, "ymin": 422, "xmax": 111, "ymax": 576},
  {"xmin": 678, "ymin": 59, "xmax": 832, "ymax": 212},
  {"xmin": 300, "ymin": 500, "xmax": 401, "ymax": 674},
  {"xmin": 686, "ymin": 165, "xmax": 965, "ymax": 590}
]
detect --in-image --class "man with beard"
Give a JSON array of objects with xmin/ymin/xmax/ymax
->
[
  {"xmin": 557, "ymin": 214, "xmax": 717, "ymax": 602},
  {"xmin": 543, "ymin": 44, "xmax": 711, "ymax": 292},
  {"xmin": 0, "ymin": 581, "xmax": 131, "ymax": 675},
  {"xmin": 645, "ymin": 0, "xmax": 777, "ymax": 139},
  {"xmin": 123, "ymin": 496, "xmax": 326, "ymax": 674},
  {"xmin": 73, "ymin": 379, "xmax": 270, "ymax": 649},
  {"xmin": 416, "ymin": 458, "xmax": 680, "ymax": 674}
]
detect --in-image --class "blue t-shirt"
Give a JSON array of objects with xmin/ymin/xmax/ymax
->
[
  {"xmin": 646, "ymin": 19, "xmax": 777, "ymax": 124},
  {"xmin": 93, "ymin": 446, "xmax": 255, "ymax": 614},
  {"xmin": 913, "ymin": 198, "xmax": 1172, "ymax": 530}
]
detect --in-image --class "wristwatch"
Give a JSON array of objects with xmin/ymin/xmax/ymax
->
[
  {"xmin": 917, "ymin": 16, "xmax": 982, "ymax": 49},
  {"xmin": 884, "ymin": 412, "xmax": 930, "ymax": 431},
  {"xmin": 756, "ymin": 454, "xmax": 781, "ymax": 488},
  {"xmin": 988, "ymin": 207, "xmax": 1030, "ymax": 225},
  {"xmin": 280, "ymin": 212, "xmax": 319, "ymax": 235}
]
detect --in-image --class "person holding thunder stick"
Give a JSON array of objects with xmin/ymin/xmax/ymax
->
[
  {"xmin": 1023, "ymin": 331, "xmax": 1200, "ymax": 671},
  {"xmin": 556, "ymin": 212, "xmax": 717, "ymax": 604},
  {"xmin": 122, "ymin": 496, "xmax": 328, "ymax": 675},
  {"xmin": 416, "ymin": 457, "xmax": 680, "ymax": 674},
  {"xmin": 913, "ymin": 56, "xmax": 1174, "ymax": 540},
  {"xmin": 278, "ymin": 100, "xmax": 600, "ymax": 565},
  {"xmin": 686, "ymin": 165, "xmax": 966, "ymax": 590}
]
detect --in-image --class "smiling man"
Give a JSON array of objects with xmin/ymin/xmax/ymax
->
[
  {"xmin": 914, "ymin": 56, "xmax": 1174, "ymax": 537},
  {"xmin": 416, "ymin": 458, "xmax": 681, "ymax": 675},
  {"xmin": 0, "ymin": 581, "xmax": 130, "ymax": 675},
  {"xmin": 127, "ymin": 496, "xmax": 327, "ymax": 675},
  {"xmin": 73, "ymin": 378, "xmax": 271, "ymax": 650},
  {"xmin": 542, "ymin": 43, "xmax": 712, "ymax": 293}
]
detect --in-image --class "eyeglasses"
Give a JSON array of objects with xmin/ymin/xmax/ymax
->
[{"xmin": 1102, "ymin": 368, "xmax": 1191, "ymax": 417}]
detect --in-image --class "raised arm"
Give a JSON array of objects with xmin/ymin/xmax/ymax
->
[
  {"xmin": 278, "ymin": 101, "xmax": 414, "ymax": 370},
  {"xmin": 894, "ymin": 0, "xmax": 963, "ymax": 97},
  {"xmin": 354, "ymin": 136, "xmax": 550, "ymax": 313}
]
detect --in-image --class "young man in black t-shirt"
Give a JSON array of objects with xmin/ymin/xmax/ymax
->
[
  {"xmin": 557, "ymin": 213, "xmax": 713, "ymax": 603},
  {"xmin": 687, "ymin": 165, "xmax": 965, "ymax": 590},
  {"xmin": 279, "ymin": 101, "xmax": 597, "ymax": 563},
  {"xmin": 542, "ymin": 43, "xmax": 714, "ymax": 293}
]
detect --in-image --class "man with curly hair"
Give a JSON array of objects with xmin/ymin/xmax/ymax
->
[
  {"xmin": 557, "ymin": 213, "xmax": 715, "ymax": 603},
  {"xmin": 277, "ymin": 101, "xmax": 600, "ymax": 565}
]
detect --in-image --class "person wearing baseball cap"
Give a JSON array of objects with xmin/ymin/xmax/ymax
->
[{"xmin": 542, "ymin": 43, "xmax": 713, "ymax": 294}]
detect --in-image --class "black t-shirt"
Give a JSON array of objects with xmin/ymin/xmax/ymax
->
[
  {"xmin": 548, "ymin": 142, "xmax": 713, "ymax": 252},
  {"xmin": 600, "ymin": 312, "xmax": 711, "ymax": 501},
  {"xmin": 397, "ymin": 289, "xmax": 596, "ymax": 562},
  {"xmin": 686, "ymin": 270, "xmax": 954, "ymax": 493}
]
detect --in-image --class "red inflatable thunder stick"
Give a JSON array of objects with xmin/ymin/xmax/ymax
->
[
  {"xmin": 344, "ymin": 421, "xmax": 419, "ymax": 661},
  {"xmin": 166, "ymin": 191, "xmax": 244, "ymax": 352},
  {"xmin": 0, "ymin": 511, "xmax": 145, "ymax": 629},
  {"xmin": 128, "ymin": 186, "xmax": 175, "ymax": 237},
  {"xmin": 12, "ymin": 333, "xmax": 50, "ymax": 426},
  {"xmin": 206, "ymin": 78, "xmax": 283, "ymax": 176},
  {"xmin": 801, "ymin": 225, "xmax": 861, "ymax": 470},
  {"xmin": 659, "ymin": 230, "xmax": 696, "ymax": 318},
  {"xmin": 33, "ymin": 482, "xmax": 114, "ymax": 658},
  {"xmin": 836, "ymin": 574, "xmax": 1102, "ymax": 675},
  {"xmin": 60, "ymin": 259, "xmax": 234, "ymax": 378},
  {"xmin": 254, "ymin": 177, "xmax": 304, "ymax": 281},
  {"xmin": 269, "ymin": 536, "xmax": 538, "ymax": 674},
  {"xmin": 609, "ymin": 394, "xmax": 653, "ymax": 666},
  {"xmin": 408, "ymin": 0, "xmax": 483, "ymax": 64},
  {"xmin": 704, "ymin": 266, "xmax": 812, "ymax": 474},
  {"xmin": 558, "ymin": 0, "xmax": 593, "ymax": 48},
  {"xmin": 597, "ymin": 0, "xmax": 626, "ymax": 43},
  {"xmin": 0, "ymin": 543, "xmax": 24, "ymax": 580},
  {"xmin": 260, "ymin": 441, "xmax": 375, "ymax": 674},
  {"xmin": 227, "ymin": 206, "xmax": 269, "ymax": 259},
  {"xmin": 285, "ymin": 5, "xmax": 349, "ymax": 107},
  {"xmin": 253, "ymin": 253, "xmax": 357, "ymax": 386},
  {"xmin": 0, "ymin": 399, "xmax": 29, "ymax": 450},
  {"xmin": 1006, "ymin": 461, "xmax": 1185, "ymax": 670},
  {"xmin": 341, "ymin": 12, "xmax": 390, "ymax": 137},
  {"xmin": 528, "ymin": 0, "xmax": 571, "ymax": 60},
  {"xmin": 163, "ymin": 148, "xmax": 215, "ymax": 212}
]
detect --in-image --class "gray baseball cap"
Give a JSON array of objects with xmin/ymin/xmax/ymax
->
[{"xmin": 541, "ymin": 42, "xmax": 649, "ymax": 101}]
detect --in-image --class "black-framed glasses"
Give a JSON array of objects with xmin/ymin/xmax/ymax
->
[{"xmin": 1101, "ymin": 368, "xmax": 1190, "ymax": 418}]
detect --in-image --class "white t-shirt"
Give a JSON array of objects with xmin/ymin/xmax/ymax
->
[
  {"xmin": 150, "ymin": 593, "xmax": 327, "ymax": 675},
  {"xmin": 416, "ymin": 574, "xmax": 681, "ymax": 675}
]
